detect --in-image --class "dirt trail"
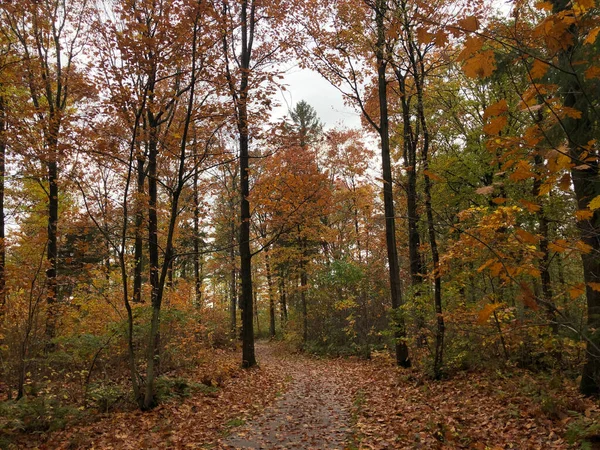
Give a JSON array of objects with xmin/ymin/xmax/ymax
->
[{"xmin": 217, "ymin": 343, "xmax": 354, "ymax": 450}]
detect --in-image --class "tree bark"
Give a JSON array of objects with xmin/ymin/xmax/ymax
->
[
  {"xmin": 265, "ymin": 247, "xmax": 276, "ymax": 337},
  {"xmin": 134, "ymin": 154, "xmax": 145, "ymax": 303},
  {"xmin": 375, "ymin": 0, "xmax": 410, "ymax": 367},
  {"xmin": 0, "ymin": 96, "xmax": 6, "ymax": 318}
]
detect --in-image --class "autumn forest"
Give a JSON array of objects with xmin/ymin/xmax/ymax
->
[{"xmin": 1, "ymin": 0, "xmax": 600, "ymax": 447}]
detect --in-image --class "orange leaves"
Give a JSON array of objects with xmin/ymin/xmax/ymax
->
[
  {"xmin": 519, "ymin": 200, "xmax": 542, "ymax": 213},
  {"xmin": 463, "ymin": 49, "xmax": 497, "ymax": 78},
  {"xmin": 576, "ymin": 209, "xmax": 594, "ymax": 221},
  {"xmin": 458, "ymin": 36, "xmax": 497, "ymax": 79},
  {"xmin": 483, "ymin": 99, "xmax": 509, "ymax": 119},
  {"xmin": 477, "ymin": 303, "xmax": 503, "ymax": 324},
  {"xmin": 585, "ymin": 66, "xmax": 600, "ymax": 79},
  {"xmin": 530, "ymin": 59, "xmax": 550, "ymax": 80},
  {"xmin": 569, "ymin": 283, "xmax": 586, "ymax": 299},
  {"xmin": 458, "ymin": 16, "xmax": 479, "ymax": 33},
  {"xmin": 515, "ymin": 228, "xmax": 539, "ymax": 244},
  {"xmin": 584, "ymin": 27, "xmax": 600, "ymax": 45},
  {"xmin": 483, "ymin": 99, "xmax": 509, "ymax": 136},
  {"xmin": 483, "ymin": 117, "xmax": 507, "ymax": 135}
]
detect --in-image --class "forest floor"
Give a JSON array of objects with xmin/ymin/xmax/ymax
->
[{"xmin": 8, "ymin": 341, "xmax": 600, "ymax": 449}]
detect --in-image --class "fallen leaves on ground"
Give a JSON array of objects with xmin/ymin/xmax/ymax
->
[
  {"xmin": 11, "ymin": 343, "xmax": 600, "ymax": 449},
  {"xmin": 25, "ymin": 348, "xmax": 285, "ymax": 449}
]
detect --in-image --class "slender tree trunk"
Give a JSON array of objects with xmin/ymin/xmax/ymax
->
[
  {"xmin": 279, "ymin": 270, "xmax": 288, "ymax": 324},
  {"xmin": 300, "ymin": 237, "xmax": 308, "ymax": 344},
  {"xmin": 0, "ymin": 96, "xmax": 6, "ymax": 318},
  {"xmin": 193, "ymin": 160, "xmax": 202, "ymax": 307},
  {"xmin": 134, "ymin": 155, "xmax": 145, "ymax": 303},
  {"xmin": 533, "ymin": 153, "xmax": 558, "ymax": 333},
  {"xmin": 254, "ymin": 285, "xmax": 260, "ymax": 335},
  {"xmin": 144, "ymin": 122, "xmax": 160, "ymax": 409},
  {"xmin": 45, "ymin": 132, "xmax": 59, "ymax": 350},
  {"xmin": 235, "ymin": 0, "xmax": 256, "ymax": 368},
  {"xmin": 265, "ymin": 247, "xmax": 276, "ymax": 338},
  {"xmin": 417, "ymin": 75, "xmax": 444, "ymax": 379},
  {"xmin": 375, "ymin": 0, "xmax": 410, "ymax": 367},
  {"xmin": 230, "ymin": 216, "xmax": 237, "ymax": 337}
]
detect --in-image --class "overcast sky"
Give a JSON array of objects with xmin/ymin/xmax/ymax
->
[{"xmin": 272, "ymin": 64, "xmax": 363, "ymax": 130}]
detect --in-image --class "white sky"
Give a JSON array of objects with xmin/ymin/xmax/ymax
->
[{"xmin": 272, "ymin": 64, "xmax": 363, "ymax": 130}]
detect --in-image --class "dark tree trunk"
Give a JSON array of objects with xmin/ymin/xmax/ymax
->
[
  {"xmin": 224, "ymin": 0, "xmax": 257, "ymax": 368},
  {"xmin": 548, "ymin": 0, "xmax": 600, "ymax": 396},
  {"xmin": 265, "ymin": 247, "xmax": 276, "ymax": 337},
  {"xmin": 134, "ymin": 155, "xmax": 145, "ymax": 303},
  {"xmin": 45, "ymin": 132, "xmax": 59, "ymax": 350},
  {"xmin": 375, "ymin": 0, "xmax": 410, "ymax": 367}
]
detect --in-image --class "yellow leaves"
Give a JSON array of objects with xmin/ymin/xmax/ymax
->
[
  {"xmin": 477, "ymin": 303, "xmax": 503, "ymax": 324},
  {"xmin": 569, "ymin": 283, "xmax": 586, "ymax": 299},
  {"xmin": 584, "ymin": 27, "xmax": 600, "ymax": 45},
  {"xmin": 574, "ymin": 0, "xmax": 596, "ymax": 11},
  {"xmin": 588, "ymin": 195, "xmax": 600, "ymax": 210}
]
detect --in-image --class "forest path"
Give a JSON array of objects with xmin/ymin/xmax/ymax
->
[{"xmin": 217, "ymin": 342, "xmax": 355, "ymax": 450}]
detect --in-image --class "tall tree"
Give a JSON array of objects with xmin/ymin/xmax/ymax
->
[
  {"xmin": 1, "ymin": 0, "xmax": 92, "ymax": 346},
  {"xmin": 220, "ymin": 0, "xmax": 292, "ymax": 367}
]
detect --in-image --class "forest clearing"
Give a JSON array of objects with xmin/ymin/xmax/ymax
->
[{"xmin": 1, "ymin": 0, "xmax": 600, "ymax": 448}]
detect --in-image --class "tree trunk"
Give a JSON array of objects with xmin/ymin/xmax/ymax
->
[
  {"xmin": 375, "ymin": 0, "xmax": 410, "ymax": 367},
  {"xmin": 193, "ymin": 161, "xmax": 202, "ymax": 307},
  {"xmin": 279, "ymin": 270, "xmax": 288, "ymax": 324},
  {"xmin": 134, "ymin": 155, "xmax": 145, "ymax": 303},
  {"xmin": 45, "ymin": 134, "xmax": 59, "ymax": 350},
  {"xmin": 0, "ymin": 96, "xmax": 6, "ymax": 318},
  {"xmin": 144, "ymin": 122, "xmax": 160, "ymax": 409},
  {"xmin": 235, "ymin": 0, "xmax": 256, "ymax": 368},
  {"xmin": 265, "ymin": 247, "xmax": 276, "ymax": 338},
  {"xmin": 300, "ymin": 237, "xmax": 308, "ymax": 344},
  {"xmin": 548, "ymin": 0, "xmax": 600, "ymax": 396}
]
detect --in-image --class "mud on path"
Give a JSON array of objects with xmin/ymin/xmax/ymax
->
[{"xmin": 217, "ymin": 342, "xmax": 356, "ymax": 450}]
